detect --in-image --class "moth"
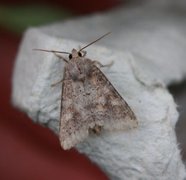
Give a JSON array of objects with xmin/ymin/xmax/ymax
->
[{"xmin": 34, "ymin": 32, "xmax": 138, "ymax": 150}]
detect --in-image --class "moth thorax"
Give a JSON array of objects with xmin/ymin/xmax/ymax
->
[{"xmin": 67, "ymin": 62, "xmax": 86, "ymax": 81}]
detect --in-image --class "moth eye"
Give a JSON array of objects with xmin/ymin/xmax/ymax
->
[
  {"xmin": 78, "ymin": 52, "xmax": 82, "ymax": 57},
  {"xmin": 69, "ymin": 54, "xmax": 72, "ymax": 59}
]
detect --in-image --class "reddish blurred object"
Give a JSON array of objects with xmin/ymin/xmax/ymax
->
[
  {"xmin": 0, "ymin": 1, "xmax": 122, "ymax": 179},
  {"xmin": 0, "ymin": 27, "xmax": 109, "ymax": 179},
  {"xmin": 0, "ymin": 0, "xmax": 122, "ymax": 14}
]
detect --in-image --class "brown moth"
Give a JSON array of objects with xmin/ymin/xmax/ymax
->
[{"xmin": 34, "ymin": 33, "xmax": 138, "ymax": 150}]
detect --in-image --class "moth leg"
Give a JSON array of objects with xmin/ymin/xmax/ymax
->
[
  {"xmin": 92, "ymin": 60, "xmax": 113, "ymax": 68},
  {"xmin": 51, "ymin": 79, "xmax": 71, "ymax": 87},
  {"xmin": 81, "ymin": 50, "xmax": 87, "ymax": 57},
  {"xmin": 51, "ymin": 79, "xmax": 64, "ymax": 87},
  {"xmin": 90, "ymin": 125, "xmax": 102, "ymax": 134},
  {"xmin": 54, "ymin": 52, "xmax": 68, "ymax": 63}
]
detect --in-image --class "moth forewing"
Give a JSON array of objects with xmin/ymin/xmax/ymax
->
[
  {"xmin": 59, "ymin": 49, "xmax": 137, "ymax": 150},
  {"xmin": 34, "ymin": 33, "xmax": 137, "ymax": 150}
]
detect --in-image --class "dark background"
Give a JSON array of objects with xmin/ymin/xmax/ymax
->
[{"xmin": 0, "ymin": 0, "xmax": 186, "ymax": 179}]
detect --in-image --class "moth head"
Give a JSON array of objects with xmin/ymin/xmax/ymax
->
[
  {"xmin": 33, "ymin": 32, "xmax": 111, "ymax": 63},
  {"xmin": 69, "ymin": 49, "xmax": 84, "ymax": 59}
]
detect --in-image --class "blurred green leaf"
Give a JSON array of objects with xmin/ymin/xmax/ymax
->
[{"xmin": 0, "ymin": 5, "xmax": 72, "ymax": 33}]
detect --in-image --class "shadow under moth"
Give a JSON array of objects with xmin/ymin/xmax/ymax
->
[{"xmin": 34, "ymin": 32, "xmax": 138, "ymax": 150}]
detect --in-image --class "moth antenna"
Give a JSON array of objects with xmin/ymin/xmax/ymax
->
[
  {"xmin": 79, "ymin": 32, "xmax": 111, "ymax": 52},
  {"xmin": 33, "ymin": 48, "xmax": 71, "ymax": 55}
]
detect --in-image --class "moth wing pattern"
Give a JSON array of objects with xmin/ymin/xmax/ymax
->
[
  {"xmin": 59, "ymin": 59, "xmax": 138, "ymax": 150},
  {"xmin": 90, "ymin": 64, "xmax": 138, "ymax": 130}
]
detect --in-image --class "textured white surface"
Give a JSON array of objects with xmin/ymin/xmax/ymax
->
[{"xmin": 12, "ymin": 2, "xmax": 186, "ymax": 180}]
